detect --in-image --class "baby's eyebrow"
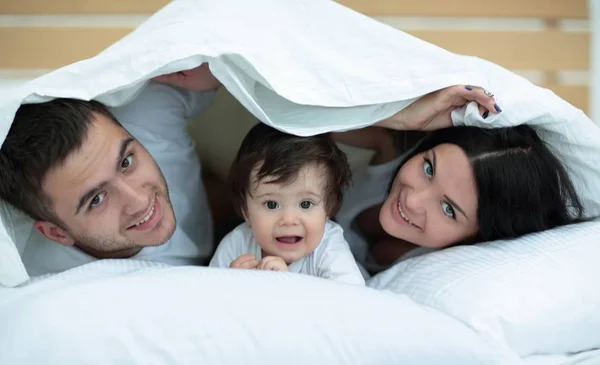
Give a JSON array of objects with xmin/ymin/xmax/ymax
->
[
  {"xmin": 300, "ymin": 191, "xmax": 322, "ymax": 199},
  {"xmin": 254, "ymin": 192, "xmax": 279, "ymax": 198}
]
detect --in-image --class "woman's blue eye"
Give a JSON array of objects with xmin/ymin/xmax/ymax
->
[
  {"xmin": 265, "ymin": 201, "xmax": 279, "ymax": 210},
  {"xmin": 300, "ymin": 201, "xmax": 313, "ymax": 209},
  {"xmin": 422, "ymin": 158, "xmax": 434, "ymax": 178},
  {"xmin": 442, "ymin": 202, "xmax": 456, "ymax": 219}
]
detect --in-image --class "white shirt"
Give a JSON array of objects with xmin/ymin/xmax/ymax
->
[
  {"xmin": 20, "ymin": 82, "xmax": 215, "ymax": 276},
  {"xmin": 209, "ymin": 220, "xmax": 366, "ymax": 286}
]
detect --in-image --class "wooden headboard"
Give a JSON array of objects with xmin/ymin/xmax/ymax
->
[{"xmin": 0, "ymin": 0, "xmax": 589, "ymax": 114}]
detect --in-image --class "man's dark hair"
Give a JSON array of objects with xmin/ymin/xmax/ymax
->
[
  {"xmin": 0, "ymin": 98, "xmax": 122, "ymax": 225},
  {"xmin": 230, "ymin": 123, "xmax": 352, "ymax": 217}
]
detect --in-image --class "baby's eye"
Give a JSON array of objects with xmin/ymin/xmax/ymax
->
[
  {"xmin": 264, "ymin": 201, "xmax": 279, "ymax": 210},
  {"xmin": 300, "ymin": 201, "xmax": 313, "ymax": 209},
  {"xmin": 442, "ymin": 202, "xmax": 456, "ymax": 219},
  {"xmin": 422, "ymin": 158, "xmax": 433, "ymax": 179}
]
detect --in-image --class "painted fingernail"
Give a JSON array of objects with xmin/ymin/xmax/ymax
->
[
  {"xmin": 483, "ymin": 111, "xmax": 489, "ymax": 119},
  {"xmin": 465, "ymin": 86, "xmax": 473, "ymax": 91},
  {"xmin": 494, "ymin": 104, "xmax": 502, "ymax": 112}
]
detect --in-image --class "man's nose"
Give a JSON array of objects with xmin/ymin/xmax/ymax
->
[{"xmin": 118, "ymin": 180, "xmax": 148, "ymax": 215}]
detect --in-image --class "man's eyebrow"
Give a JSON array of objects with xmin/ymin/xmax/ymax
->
[
  {"xmin": 431, "ymin": 149, "xmax": 468, "ymax": 220},
  {"xmin": 116, "ymin": 138, "xmax": 134, "ymax": 170},
  {"xmin": 75, "ymin": 137, "xmax": 134, "ymax": 215}
]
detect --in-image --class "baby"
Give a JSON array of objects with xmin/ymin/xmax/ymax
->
[{"xmin": 209, "ymin": 122, "xmax": 365, "ymax": 286}]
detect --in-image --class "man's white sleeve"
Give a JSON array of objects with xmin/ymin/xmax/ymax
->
[{"xmin": 110, "ymin": 82, "xmax": 216, "ymax": 136}]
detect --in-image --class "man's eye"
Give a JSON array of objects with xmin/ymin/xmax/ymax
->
[
  {"xmin": 121, "ymin": 155, "xmax": 133, "ymax": 169},
  {"xmin": 265, "ymin": 201, "xmax": 279, "ymax": 210},
  {"xmin": 90, "ymin": 193, "xmax": 106, "ymax": 208},
  {"xmin": 300, "ymin": 201, "xmax": 313, "ymax": 209}
]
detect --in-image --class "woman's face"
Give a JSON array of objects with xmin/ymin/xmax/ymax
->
[{"xmin": 379, "ymin": 143, "xmax": 479, "ymax": 248}]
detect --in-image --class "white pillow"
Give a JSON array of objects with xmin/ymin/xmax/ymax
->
[
  {"xmin": 368, "ymin": 219, "xmax": 600, "ymax": 357},
  {"xmin": 0, "ymin": 260, "xmax": 520, "ymax": 365}
]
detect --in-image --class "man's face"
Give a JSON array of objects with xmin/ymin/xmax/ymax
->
[{"xmin": 36, "ymin": 113, "xmax": 176, "ymax": 258}]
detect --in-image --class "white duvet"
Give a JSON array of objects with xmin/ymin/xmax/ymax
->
[{"xmin": 1, "ymin": 0, "xmax": 600, "ymax": 363}]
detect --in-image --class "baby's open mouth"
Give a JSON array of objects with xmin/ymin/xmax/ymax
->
[{"xmin": 275, "ymin": 236, "xmax": 303, "ymax": 244}]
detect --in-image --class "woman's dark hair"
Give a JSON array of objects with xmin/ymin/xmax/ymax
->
[
  {"xmin": 230, "ymin": 122, "xmax": 352, "ymax": 217},
  {"xmin": 390, "ymin": 125, "xmax": 585, "ymax": 243}
]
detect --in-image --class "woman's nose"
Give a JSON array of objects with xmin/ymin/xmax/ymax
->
[{"xmin": 405, "ymin": 186, "xmax": 430, "ymax": 215}]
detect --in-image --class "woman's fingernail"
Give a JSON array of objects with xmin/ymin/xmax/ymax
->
[
  {"xmin": 494, "ymin": 104, "xmax": 502, "ymax": 112},
  {"xmin": 465, "ymin": 86, "xmax": 473, "ymax": 91},
  {"xmin": 483, "ymin": 111, "xmax": 489, "ymax": 119}
]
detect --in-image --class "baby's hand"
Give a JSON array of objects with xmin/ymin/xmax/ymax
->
[
  {"xmin": 230, "ymin": 254, "xmax": 260, "ymax": 269},
  {"xmin": 258, "ymin": 256, "xmax": 289, "ymax": 272}
]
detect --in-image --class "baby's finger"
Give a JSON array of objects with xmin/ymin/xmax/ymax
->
[
  {"xmin": 259, "ymin": 257, "xmax": 282, "ymax": 270},
  {"xmin": 230, "ymin": 254, "xmax": 257, "ymax": 268},
  {"xmin": 239, "ymin": 259, "xmax": 260, "ymax": 269},
  {"xmin": 258, "ymin": 257, "xmax": 274, "ymax": 270}
]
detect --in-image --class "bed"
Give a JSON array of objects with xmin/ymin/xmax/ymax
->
[{"xmin": 1, "ymin": 1, "xmax": 599, "ymax": 364}]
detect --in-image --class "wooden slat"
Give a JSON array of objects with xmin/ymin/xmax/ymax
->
[
  {"xmin": 337, "ymin": 0, "xmax": 588, "ymax": 19},
  {"xmin": 0, "ymin": 27, "xmax": 132, "ymax": 69},
  {"xmin": 407, "ymin": 30, "xmax": 589, "ymax": 71},
  {"xmin": 545, "ymin": 85, "xmax": 589, "ymax": 113},
  {"xmin": 0, "ymin": 27, "xmax": 589, "ymax": 71},
  {"xmin": 0, "ymin": 0, "xmax": 170, "ymax": 14},
  {"xmin": 0, "ymin": 0, "xmax": 588, "ymax": 18}
]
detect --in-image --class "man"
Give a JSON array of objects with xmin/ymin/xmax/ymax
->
[{"xmin": 0, "ymin": 64, "xmax": 221, "ymax": 276}]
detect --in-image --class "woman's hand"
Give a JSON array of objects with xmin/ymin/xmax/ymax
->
[
  {"xmin": 230, "ymin": 253, "xmax": 260, "ymax": 269},
  {"xmin": 153, "ymin": 63, "xmax": 221, "ymax": 91},
  {"xmin": 377, "ymin": 85, "xmax": 501, "ymax": 131},
  {"xmin": 257, "ymin": 256, "xmax": 289, "ymax": 272}
]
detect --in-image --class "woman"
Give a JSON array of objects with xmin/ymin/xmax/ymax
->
[{"xmin": 334, "ymin": 86, "xmax": 585, "ymax": 272}]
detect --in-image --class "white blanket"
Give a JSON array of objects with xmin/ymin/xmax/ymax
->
[
  {"xmin": 1, "ymin": 0, "xmax": 600, "ymax": 289},
  {"xmin": 0, "ymin": 260, "xmax": 521, "ymax": 365}
]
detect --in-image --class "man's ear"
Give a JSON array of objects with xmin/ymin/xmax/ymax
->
[{"xmin": 34, "ymin": 221, "xmax": 75, "ymax": 246}]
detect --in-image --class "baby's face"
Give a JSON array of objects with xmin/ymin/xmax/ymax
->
[{"xmin": 244, "ymin": 164, "xmax": 329, "ymax": 264}]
